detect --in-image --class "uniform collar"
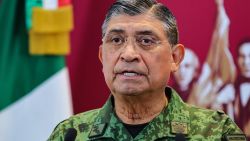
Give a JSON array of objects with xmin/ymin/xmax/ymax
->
[{"xmin": 88, "ymin": 87, "xmax": 190, "ymax": 140}]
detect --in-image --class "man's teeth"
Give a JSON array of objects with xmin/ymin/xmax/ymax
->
[{"xmin": 123, "ymin": 72, "xmax": 139, "ymax": 76}]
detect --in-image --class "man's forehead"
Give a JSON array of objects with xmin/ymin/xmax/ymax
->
[
  {"xmin": 106, "ymin": 28, "xmax": 158, "ymax": 36},
  {"xmin": 105, "ymin": 14, "xmax": 165, "ymax": 36}
]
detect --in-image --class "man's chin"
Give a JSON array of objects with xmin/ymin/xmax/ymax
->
[{"xmin": 114, "ymin": 88, "xmax": 145, "ymax": 96}]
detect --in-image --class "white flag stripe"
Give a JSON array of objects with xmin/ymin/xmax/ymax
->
[
  {"xmin": 42, "ymin": 0, "xmax": 58, "ymax": 10},
  {"xmin": 0, "ymin": 68, "xmax": 73, "ymax": 141}
]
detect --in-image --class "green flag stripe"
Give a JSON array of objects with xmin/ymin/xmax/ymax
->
[{"xmin": 0, "ymin": 0, "xmax": 65, "ymax": 111}]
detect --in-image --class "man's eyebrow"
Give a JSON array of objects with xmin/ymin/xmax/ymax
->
[
  {"xmin": 106, "ymin": 29, "xmax": 125, "ymax": 35},
  {"xmin": 135, "ymin": 30, "xmax": 155, "ymax": 35}
]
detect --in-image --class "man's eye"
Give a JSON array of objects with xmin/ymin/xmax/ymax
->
[
  {"xmin": 138, "ymin": 37, "xmax": 156, "ymax": 47},
  {"xmin": 111, "ymin": 37, "xmax": 123, "ymax": 45},
  {"xmin": 142, "ymin": 39, "xmax": 153, "ymax": 45}
]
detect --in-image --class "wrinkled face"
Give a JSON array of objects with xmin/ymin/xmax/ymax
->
[
  {"xmin": 238, "ymin": 43, "xmax": 250, "ymax": 78},
  {"xmin": 99, "ymin": 14, "xmax": 184, "ymax": 96},
  {"xmin": 174, "ymin": 50, "xmax": 198, "ymax": 89}
]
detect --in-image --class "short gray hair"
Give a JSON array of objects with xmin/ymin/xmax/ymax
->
[{"xmin": 102, "ymin": 0, "xmax": 179, "ymax": 46}]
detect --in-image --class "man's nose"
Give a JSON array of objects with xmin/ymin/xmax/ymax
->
[{"xmin": 120, "ymin": 40, "xmax": 140, "ymax": 62}]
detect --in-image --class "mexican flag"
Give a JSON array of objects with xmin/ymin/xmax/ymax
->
[{"xmin": 0, "ymin": 0, "xmax": 73, "ymax": 140}]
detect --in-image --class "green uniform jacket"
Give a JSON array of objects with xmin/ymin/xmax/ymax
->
[{"xmin": 48, "ymin": 87, "xmax": 246, "ymax": 141}]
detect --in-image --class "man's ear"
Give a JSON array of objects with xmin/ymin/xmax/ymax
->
[
  {"xmin": 98, "ymin": 45, "xmax": 103, "ymax": 64},
  {"xmin": 171, "ymin": 44, "xmax": 185, "ymax": 72}
]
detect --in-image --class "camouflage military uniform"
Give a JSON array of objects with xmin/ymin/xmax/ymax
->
[{"xmin": 48, "ymin": 87, "xmax": 245, "ymax": 141}]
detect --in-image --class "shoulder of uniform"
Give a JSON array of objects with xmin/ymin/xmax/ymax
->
[
  {"xmin": 189, "ymin": 105, "xmax": 242, "ymax": 125},
  {"xmin": 181, "ymin": 104, "xmax": 244, "ymax": 139},
  {"xmin": 185, "ymin": 103, "xmax": 229, "ymax": 122},
  {"xmin": 47, "ymin": 108, "xmax": 101, "ymax": 140},
  {"xmin": 73, "ymin": 108, "xmax": 101, "ymax": 121},
  {"xmin": 61, "ymin": 108, "xmax": 101, "ymax": 126},
  {"xmin": 222, "ymin": 115, "xmax": 244, "ymax": 135}
]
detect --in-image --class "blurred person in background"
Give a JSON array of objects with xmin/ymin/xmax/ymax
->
[
  {"xmin": 234, "ymin": 41, "xmax": 250, "ymax": 138},
  {"xmin": 173, "ymin": 48, "xmax": 199, "ymax": 102},
  {"xmin": 173, "ymin": 0, "xmax": 236, "ymax": 119}
]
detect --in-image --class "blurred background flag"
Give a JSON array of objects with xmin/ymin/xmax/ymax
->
[{"xmin": 0, "ymin": 0, "xmax": 73, "ymax": 140}]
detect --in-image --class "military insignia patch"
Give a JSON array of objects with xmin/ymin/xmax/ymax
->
[
  {"xmin": 222, "ymin": 134, "xmax": 247, "ymax": 141},
  {"xmin": 171, "ymin": 121, "xmax": 188, "ymax": 134}
]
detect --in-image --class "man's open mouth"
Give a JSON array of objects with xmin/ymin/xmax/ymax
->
[{"xmin": 122, "ymin": 71, "xmax": 143, "ymax": 77}]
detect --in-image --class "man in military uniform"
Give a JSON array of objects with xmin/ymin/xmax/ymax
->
[{"xmin": 48, "ymin": 0, "xmax": 246, "ymax": 140}]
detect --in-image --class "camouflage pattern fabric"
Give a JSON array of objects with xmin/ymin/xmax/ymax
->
[{"xmin": 48, "ymin": 87, "xmax": 245, "ymax": 141}]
